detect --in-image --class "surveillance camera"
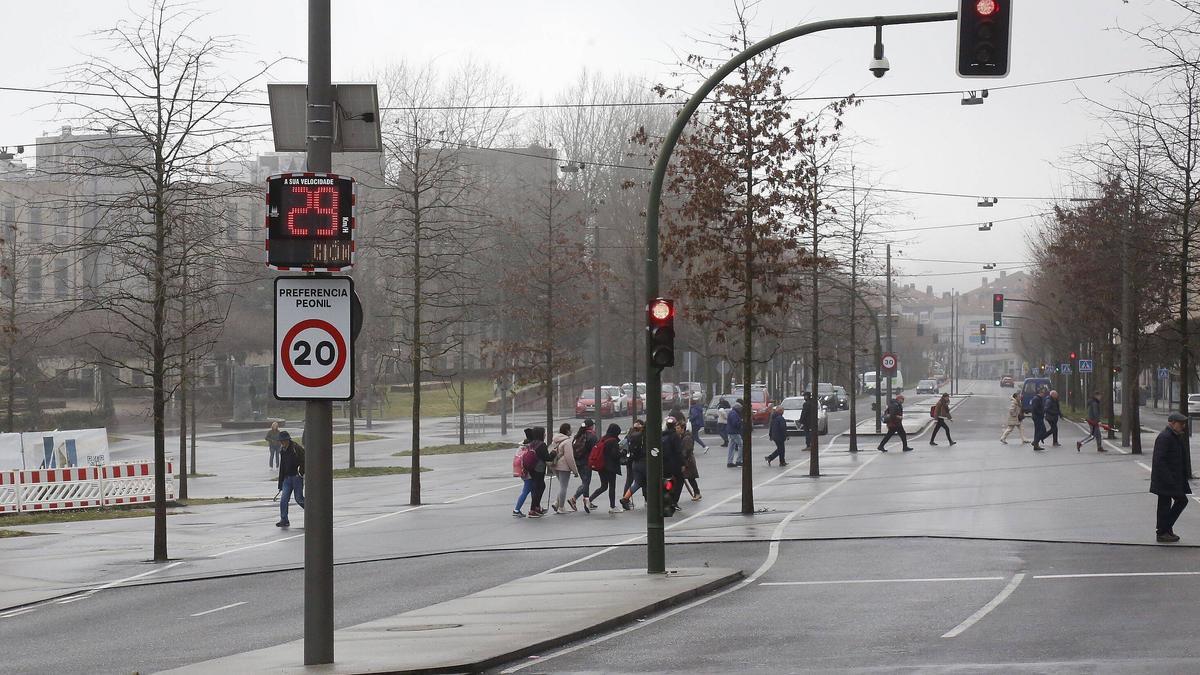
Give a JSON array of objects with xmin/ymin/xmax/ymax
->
[{"xmin": 868, "ymin": 56, "xmax": 890, "ymax": 78}]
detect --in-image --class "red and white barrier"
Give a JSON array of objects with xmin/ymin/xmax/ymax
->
[
  {"xmin": 0, "ymin": 470, "xmax": 17, "ymax": 513},
  {"xmin": 0, "ymin": 461, "xmax": 175, "ymax": 513},
  {"xmin": 17, "ymin": 466, "xmax": 104, "ymax": 511}
]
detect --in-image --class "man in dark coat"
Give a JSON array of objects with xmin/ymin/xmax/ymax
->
[
  {"xmin": 276, "ymin": 431, "xmax": 305, "ymax": 528},
  {"xmin": 1045, "ymin": 390, "xmax": 1062, "ymax": 446},
  {"xmin": 766, "ymin": 405, "xmax": 788, "ymax": 467},
  {"xmin": 1151, "ymin": 412, "xmax": 1192, "ymax": 543},
  {"xmin": 661, "ymin": 418, "xmax": 686, "ymax": 509},
  {"xmin": 877, "ymin": 394, "xmax": 912, "ymax": 452},
  {"xmin": 801, "ymin": 392, "xmax": 818, "ymax": 451},
  {"xmin": 1030, "ymin": 387, "xmax": 1048, "ymax": 451}
]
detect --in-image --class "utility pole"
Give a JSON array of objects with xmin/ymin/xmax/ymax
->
[
  {"xmin": 885, "ymin": 243, "xmax": 893, "ymax": 405},
  {"xmin": 304, "ymin": 0, "xmax": 334, "ymax": 664}
]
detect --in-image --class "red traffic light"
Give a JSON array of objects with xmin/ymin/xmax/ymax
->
[
  {"xmin": 993, "ymin": 293, "xmax": 1003, "ymax": 302},
  {"xmin": 649, "ymin": 298, "xmax": 674, "ymax": 323},
  {"xmin": 975, "ymin": 0, "xmax": 998, "ymax": 17},
  {"xmin": 1069, "ymin": 351, "xmax": 1077, "ymax": 360}
]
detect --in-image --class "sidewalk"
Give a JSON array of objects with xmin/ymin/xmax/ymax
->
[{"xmin": 160, "ymin": 567, "xmax": 741, "ymax": 675}]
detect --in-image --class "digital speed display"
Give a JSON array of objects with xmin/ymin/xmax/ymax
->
[{"xmin": 265, "ymin": 173, "xmax": 355, "ymax": 271}]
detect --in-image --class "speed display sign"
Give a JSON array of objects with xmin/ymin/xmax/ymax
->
[
  {"xmin": 265, "ymin": 172, "xmax": 355, "ymax": 272},
  {"xmin": 274, "ymin": 276, "xmax": 354, "ymax": 400}
]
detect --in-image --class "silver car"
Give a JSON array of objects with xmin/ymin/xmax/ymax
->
[{"xmin": 780, "ymin": 396, "xmax": 828, "ymax": 436}]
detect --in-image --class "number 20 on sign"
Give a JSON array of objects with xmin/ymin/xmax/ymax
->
[{"xmin": 274, "ymin": 276, "xmax": 354, "ymax": 400}]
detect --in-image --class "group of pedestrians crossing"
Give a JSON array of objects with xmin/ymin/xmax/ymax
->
[
  {"xmin": 513, "ymin": 415, "xmax": 702, "ymax": 518},
  {"xmin": 999, "ymin": 387, "xmax": 1106, "ymax": 453}
]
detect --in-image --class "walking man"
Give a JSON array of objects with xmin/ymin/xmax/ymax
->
[
  {"xmin": 1046, "ymin": 390, "xmax": 1062, "ymax": 447},
  {"xmin": 1151, "ymin": 412, "xmax": 1192, "ymax": 542},
  {"xmin": 766, "ymin": 405, "xmax": 788, "ymax": 467},
  {"xmin": 726, "ymin": 402, "xmax": 744, "ymax": 467},
  {"xmin": 276, "ymin": 431, "xmax": 305, "ymax": 528},
  {"xmin": 801, "ymin": 392, "xmax": 818, "ymax": 451},
  {"xmin": 1031, "ymin": 387, "xmax": 1049, "ymax": 451},
  {"xmin": 929, "ymin": 392, "xmax": 955, "ymax": 446},
  {"xmin": 688, "ymin": 394, "xmax": 708, "ymax": 451},
  {"xmin": 1076, "ymin": 391, "xmax": 1104, "ymax": 452},
  {"xmin": 717, "ymin": 399, "xmax": 731, "ymax": 447},
  {"xmin": 878, "ymin": 394, "xmax": 912, "ymax": 452}
]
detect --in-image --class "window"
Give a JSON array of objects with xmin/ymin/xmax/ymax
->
[
  {"xmin": 225, "ymin": 206, "xmax": 238, "ymax": 242},
  {"xmin": 27, "ymin": 256, "xmax": 42, "ymax": 301},
  {"xmin": 28, "ymin": 207, "xmax": 42, "ymax": 243},
  {"xmin": 54, "ymin": 258, "xmax": 68, "ymax": 299}
]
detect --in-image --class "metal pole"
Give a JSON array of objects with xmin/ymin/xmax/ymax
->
[
  {"xmin": 886, "ymin": 243, "xmax": 893, "ymax": 404},
  {"xmin": 304, "ymin": 0, "xmax": 334, "ymax": 665},
  {"xmin": 594, "ymin": 204, "xmax": 602, "ymax": 430},
  {"xmin": 642, "ymin": 10, "xmax": 957, "ymax": 575}
]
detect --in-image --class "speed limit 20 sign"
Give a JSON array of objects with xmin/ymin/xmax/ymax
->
[{"xmin": 275, "ymin": 276, "xmax": 354, "ymax": 400}]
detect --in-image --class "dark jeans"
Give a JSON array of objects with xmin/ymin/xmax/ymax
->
[
  {"xmin": 685, "ymin": 477, "xmax": 700, "ymax": 495},
  {"xmin": 930, "ymin": 419, "xmax": 953, "ymax": 443},
  {"xmin": 530, "ymin": 471, "xmax": 547, "ymax": 511},
  {"xmin": 1047, "ymin": 417, "xmax": 1059, "ymax": 444},
  {"xmin": 878, "ymin": 426, "xmax": 908, "ymax": 450},
  {"xmin": 1157, "ymin": 494, "xmax": 1188, "ymax": 534},
  {"xmin": 1032, "ymin": 417, "xmax": 1047, "ymax": 445},
  {"xmin": 573, "ymin": 466, "xmax": 593, "ymax": 499},
  {"xmin": 590, "ymin": 470, "xmax": 618, "ymax": 508},
  {"xmin": 766, "ymin": 438, "xmax": 785, "ymax": 463},
  {"xmin": 1081, "ymin": 420, "xmax": 1102, "ymax": 450},
  {"xmin": 280, "ymin": 474, "xmax": 305, "ymax": 524}
]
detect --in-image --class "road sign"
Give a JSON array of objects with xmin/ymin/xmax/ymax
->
[
  {"xmin": 275, "ymin": 276, "xmax": 354, "ymax": 400},
  {"xmin": 1160, "ymin": 367, "xmax": 1171, "ymax": 380},
  {"xmin": 266, "ymin": 173, "xmax": 356, "ymax": 272},
  {"xmin": 1060, "ymin": 363, "xmax": 1071, "ymax": 374},
  {"xmin": 881, "ymin": 352, "xmax": 898, "ymax": 375},
  {"xmin": 1077, "ymin": 359, "xmax": 1094, "ymax": 373}
]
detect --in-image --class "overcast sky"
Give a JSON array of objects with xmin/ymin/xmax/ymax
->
[{"xmin": 1, "ymin": 0, "xmax": 1187, "ymax": 292}]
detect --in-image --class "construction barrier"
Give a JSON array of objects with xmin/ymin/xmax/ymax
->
[{"xmin": 0, "ymin": 461, "xmax": 174, "ymax": 513}]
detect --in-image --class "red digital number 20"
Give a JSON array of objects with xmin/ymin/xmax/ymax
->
[{"xmin": 287, "ymin": 185, "xmax": 339, "ymax": 237}]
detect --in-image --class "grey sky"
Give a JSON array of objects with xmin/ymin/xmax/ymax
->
[{"xmin": 1, "ymin": 0, "xmax": 1182, "ymax": 291}]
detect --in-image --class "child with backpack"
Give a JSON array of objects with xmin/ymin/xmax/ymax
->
[
  {"xmin": 512, "ymin": 429, "xmax": 538, "ymax": 517},
  {"xmin": 588, "ymin": 423, "xmax": 623, "ymax": 514},
  {"xmin": 567, "ymin": 419, "xmax": 597, "ymax": 513}
]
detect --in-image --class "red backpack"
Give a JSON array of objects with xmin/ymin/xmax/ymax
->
[
  {"xmin": 512, "ymin": 444, "xmax": 535, "ymax": 479},
  {"xmin": 588, "ymin": 437, "xmax": 609, "ymax": 471}
]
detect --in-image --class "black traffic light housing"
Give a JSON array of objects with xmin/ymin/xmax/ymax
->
[
  {"xmin": 979, "ymin": 322, "xmax": 987, "ymax": 345},
  {"xmin": 957, "ymin": 0, "xmax": 1012, "ymax": 78},
  {"xmin": 992, "ymin": 293, "xmax": 1004, "ymax": 327},
  {"xmin": 648, "ymin": 298, "xmax": 675, "ymax": 369}
]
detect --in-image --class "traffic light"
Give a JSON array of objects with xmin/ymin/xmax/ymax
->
[
  {"xmin": 663, "ymin": 477, "xmax": 677, "ymax": 518},
  {"xmin": 992, "ymin": 293, "xmax": 1004, "ymax": 327},
  {"xmin": 647, "ymin": 298, "xmax": 675, "ymax": 368},
  {"xmin": 957, "ymin": 0, "xmax": 1012, "ymax": 78},
  {"xmin": 979, "ymin": 322, "xmax": 987, "ymax": 345},
  {"xmin": 1069, "ymin": 351, "xmax": 1077, "ymax": 361}
]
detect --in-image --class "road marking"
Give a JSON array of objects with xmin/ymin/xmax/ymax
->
[
  {"xmin": 444, "ymin": 484, "xmax": 517, "ymax": 504},
  {"xmin": 190, "ymin": 601, "xmax": 246, "ymax": 617},
  {"xmin": 209, "ymin": 533, "xmax": 304, "ymax": 558},
  {"xmin": 763, "ymin": 576, "xmax": 1005, "ymax": 587},
  {"xmin": 0, "ymin": 608, "xmax": 36, "ymax": 619},
  {"xmin": 941, "ymin": 572, "xmax": 1025, "ymax": 638},
  {"xmin": 503, "ymin": 436, "xmax": 877, "ymax": 673},
  {"xmin": 1035, "ymin": 571, "xmax": 1200, "ymax": 580},
  {"xmin": 1136, "ymin": 461, "xmax": 1151, "ymax": 472},
  {"xmin": 54, "ymin": 596, "xmax": 87, "ymax": 604}
]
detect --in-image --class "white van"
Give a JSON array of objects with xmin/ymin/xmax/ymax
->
[{"xmin": 862, "ymin": 371, "xmax": 904, "ymax": 394}]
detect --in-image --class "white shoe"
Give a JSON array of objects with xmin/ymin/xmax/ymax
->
[{"xmin": 608, "ymin": 507, "xmax": 622, "ymax": 514}]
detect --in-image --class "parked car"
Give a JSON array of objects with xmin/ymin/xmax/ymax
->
[
  {"xmin": 661, "ymin": 383, "xmax": 683, "ymax": 410},
  {"xmin": 833, "ymin": 385, "xmax": 849, "ymax": 409},
  {"xmin": 1000, "ymin": 375, "xmax": 1015, "ymax": 388},
  {"xmin": 780, "ymin": 396, "xmax": 829, "ymax": 436},
  {"xmin": 915, "ymin": 379, "xmax": 939, "ymax": 395},
  {"xmin": 678, "ymin": 381, "xmax": 704, "ymax": 403},
  {"xmin": 1188, "ymin": 393, "xmax": 1200, "ymax": 416},
  {"xmin": 574, "ymin": 387, "xmax": 616, "ymax": 418},
  {"xmin": 618, "ymin": 382, "xmax": 646, "ymax": 415}
]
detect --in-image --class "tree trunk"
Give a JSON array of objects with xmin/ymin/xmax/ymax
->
[
  {"xmin": 409, "ymin": 177, "xmax": 423, "ymax": 506},
  {"xmin": 152, "ymin": 165, "xmax": 168, "ymax": 562}
]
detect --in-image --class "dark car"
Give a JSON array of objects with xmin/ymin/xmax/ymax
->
[
  {"xmin": 1021, "ymin": 377, "xmax": 1053, "ymax": 412},
  {"xmin": 703, "ymin": 394, "xmax": 739, "ymax": 433}
]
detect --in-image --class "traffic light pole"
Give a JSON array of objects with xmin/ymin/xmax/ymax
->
[
  {"xmin": 643, "ymin": 10, "xmax": 957, "ymax": 575},
  {"xmin": 304, "ymin": 0, "xmax": 334, "ymax": 665}
]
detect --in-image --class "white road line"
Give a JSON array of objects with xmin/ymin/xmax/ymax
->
[
  {"xmin": 941, "ymin": 572, "xmax": 1025, "ymax": 638},
  {"xmin": 190, "ymin": 601, "xmax": 247, "ymax": 617},
  {"xmin": 54, "ymin": 596, "xmax": 87, "ymax": 605},
  {"xmin": 762, "ymin": 576, "xmax": 1005, "ymax": 587},
  {"xmin": 444, "ymin": 484, "xmax": 517, "ymax": 503},
  {"xmin": 503, "ymin": 436, "xmax": 877, "ymax": 674},
  {"xmin": 0, "ymin": 608, "xmax": 37, "ymax": 619},
  {"xmin": 1035, "ymin": 571, "xmax": 1200, "ymax": 580},
  {"xmin": 87, "ymin": 560, "xmax": 186, "ymax": 594},
  {"xmin": 341, "ymin": 505, "xmax": 425, "ymax": 529},
  {"xmin": 1136, "ymin": 461, "xmax": 1152, "ymax": 472},
  {"xmin": 209, "ymin": 533, "xmax": 304, "ymax": 558}
]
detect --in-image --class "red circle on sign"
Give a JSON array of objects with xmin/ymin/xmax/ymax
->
[{"xmin": 281, "ymin": 318, "xmax": 348, "ymax": 388}]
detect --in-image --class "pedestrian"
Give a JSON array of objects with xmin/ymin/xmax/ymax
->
[
  {"xmin": 679, "ymin": 417, "xmax": 702, "ymax": 501},
  {"xmin": 588, "ymin": 423, "xmax": 623, "ymax": 514},
  {"xmin": 512, "ymin": 428, "xmax": 537, "ymax": 518},
  {"xmin": 265, "ymin": 421, "xmax": 282, "ymax": 469},
  {"xmin": 1151, "ymin": 412, "xmax": 1193, "ymax": 543},
  {"xmin": 1076, "ymin": 391, "xmax": 1104, "ymax": 452},
  {"xmin": 1046, "ymin": 390, "xmax": 1062, "ymax": 447},
  {"xmin": 929, "ymin": 393, "xmax": 955, "ymax": 446},
  {"xmin": 766, "ymin": 405, "xmax": 788, "ymax": 467},
  {"xmin": 1000, "ymin": 392, "xmax": 1028, "ymax": 444},
  {"xmin": 717, "ymin": 398, "xmax": 731, "ymax": 447},
  {"xmin": 662, "ymin": 417, "xmax": 686, "ymax": 512},
  {"xmin": 527, "ymin": 427, "xmax": 553, "ymax": 518},
  {"xmin": 726, "ymin": 402, "xmax": 744, "ymax": 467},
  {"xmin": 877, "ymin": 393, "xmax": 912, "ymax": 452},
  {"xmin": 568, "ymin": 419, "xmax": 597, "ymax": 512},
  {"xmin": 1031, "ymin": 386, "xmax": 1049, "ymax": 451},
  {"xmin": 688, "ymin": 394, "xmax": 708, "ymax": 452},
  {"xmin": 801, "ymin": 392, "xmax": 818, "ymax": 451},
  {"xmin": 620, "ymin": 419, "xmax": 648, "ymax": 510},
  {"xmin": 549, "ymin": 422, "xmax": 579, "ymax": 514},
  {"xmin": 275, "ymin": 431, "xmax": 305, "ymax": 528}
]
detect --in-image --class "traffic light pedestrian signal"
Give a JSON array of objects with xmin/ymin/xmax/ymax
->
[
  {"xmin": 1070, "ymin": 351, "xmax": 1077, "ymax": 360},
  {"xmin": 979, "ymin": 322, "xmax": 987, "ymax": 345},
  {"xmin": 957, "ymin": 0, "xmax": 1012, "ymax": 78},
  {"xmin": 992, "ymin": 293, "xmax": 1004, "ymax": 327},
  {"xmin": 648, "ymin": 298, "xmax": 675, "ymax": 369}
]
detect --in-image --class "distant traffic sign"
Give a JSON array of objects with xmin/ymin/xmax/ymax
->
[
  {"xmin": 275, "ymin": 276, "xmax": 354, "ymax": 400},
  {"xmin": 1061, "ymin": 364, "xmax": 1071, "ymax": 375},
  {"xmin": 1077, "ymin": 359, "xmax": 1094, "ymax": 373},
  {"xmin": 881, "ymin": 352, "xmax": 898, "ymax": 375},
  {"xmin": 1160, "ymin": 367, "xmax": 1171, "ymax": 380}
]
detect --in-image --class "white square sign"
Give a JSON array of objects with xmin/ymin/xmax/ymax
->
[{"xmin": 274, "ymin": 276, "xmax": 354, "ymax": 400}]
